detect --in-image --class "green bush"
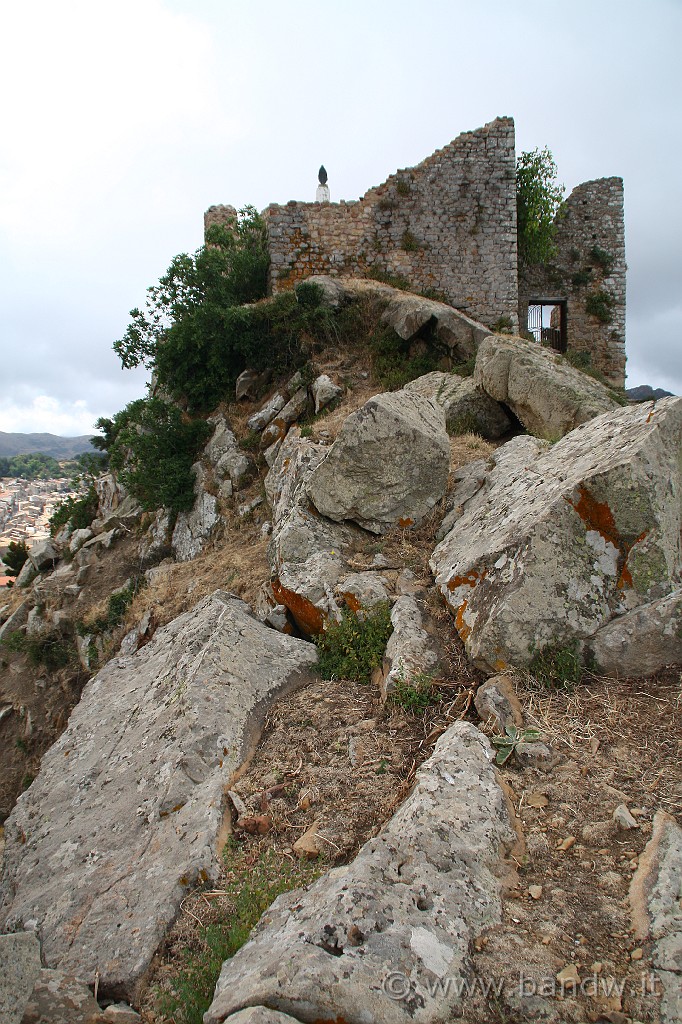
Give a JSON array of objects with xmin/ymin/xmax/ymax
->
[
  {"xmin": 1, "ymin": 630, "xmax": 74, "ymax": 671},
  {"xmin": 314, "ymin": 602, "xmax": 392, "ymax": 683},
  {"xmin": 368, "ymin": 323, "xmax": 440, "ymax": 390},
  {"xmin": 589, "ymin": 245, "xmax": 615, "ymax": 275},
  {"xmin": 3, "ymin": 540, "xmax": 29, "ymax": 577},
  {"xmin": 97, "ymin": 398, "xmax": 210, "ymax": 514},
  {"xmin": 50, "ymin": 484, "xmax": 99, "ymax": 536},
  {"xmin": 389, "ymin": 672, "xmax": 439, "ymax": 714}
]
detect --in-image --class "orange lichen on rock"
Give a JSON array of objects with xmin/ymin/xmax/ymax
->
[
  {"xmin": 454, "ymin": 600, "xmax": 472, "ymax": 642},
  {"xmin": 272, "ymin": 578, "xmax": 325, "ymax": 635},
  {"xmin": 398, "ymin": 517, "xmax": 414, "ymax": 528},
  {"xmin": 341, "ymin": 591, "xmax": 362, "ymax": 613},
  {"xmin": 447, "ymin": 568, "xmax": 486, "ymax": 592},
  {"xmin": 566, "ymin": 484, "xmax": 620, "ymax": 548}
]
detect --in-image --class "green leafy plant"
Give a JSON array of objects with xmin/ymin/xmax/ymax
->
[
  {"xmin": 314, "ymin": 602, "xmax": 392, "ymax": 683},
  {"xmin": 49, "ymin": 484, "xmax": 99, "ymax": 536},
  {"xmin": 589, "ymin": 245, "xmax": 615, "ymax": 274},
  {"xmin": 389, "ymin": 671, "xmax": 439, "ymax": 714},
  {"xmin": 396, "ymin": 178, "xmax": 412, "ymax": 197},
  {"xmin": 571, "ymin": 267, "xmax": 592, "ymax": 288},
  {"xmin": 529, "ymin": 640, "xmax": 583, "ymax": 688},
  {"xmin": 1, "ymin": 630, "xmax": 74, "ymax": 671},
  {"xmin": 516, "ymin": 147, "xmax": 565, "ymax": 265},
  {"xmin": 585, "ymin": 289, "xmax": 615, "ymax": 324},
  {"xmin": 491, "ymin": 724, "xmax": 542, "ymax": 766}
]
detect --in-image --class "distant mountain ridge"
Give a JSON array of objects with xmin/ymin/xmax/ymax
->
[
  {"xmin": 0, "ymin": 432, "xmax": 96, "ymax": 459},
  {"xmin": 626, "ymin": 385, "xmax": 674, "ymax": 401}
]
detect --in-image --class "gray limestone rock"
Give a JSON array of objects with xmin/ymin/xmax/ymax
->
[
  {"xmin": 204, "ymin": 722, "xmax": 517, "ymax": 1024},
  {"xmin": 0, "ymin": 592, "xmax": 319, "ymax": 1001},
  {"xmin": 205, "ymin": 416, "xmax": 252, "ymax": 490},
  {"xmin": 0, "ymin": 931, "xmax": 42, "ymax": 1024},
  {"xmin": 379, "ymin": 595, "xmax": 440, "ymax": 701},
  {"xmin": 430, "ymin": 399, "xmax": 682, "ymax": 673},
  {"xmin": 0, "ymin": 601, "xmax": 30, "ymax": 643},
  {"xmin": 307, "ymin": 391, "xmax": 450, "ymax": 535},
  {"xmin": 68, "ymin": 529, "xmax": 94, "ymax": 555},
  {"xmin": 261, "ymin": 388, "xmax": 311, "ymax": 448},
  {"xmin": 221, "ymin": 1010, "xmax": 301, "ymax": 1024},
  {"xmin": 20, "ymin": 969, "xmax": 102, "ymax": 1023},
  {"xmin": 137, "ymin": 509, "xmax": 172, "ymax": 563},
  {"xmin": 474, "ymin": 333, "xmax": 619, "ymax": 440},
  {"xmin": 94, "ymin": 474, "xmax": 128, "ymax": 520},
  {"xmin": 630, "ymin": 811, "xmax": 682, "ymax": 1024},
  {"xmin": 474, "ymin": 675, "xmax": 524, "ymax": 732},
  {"xmin": 172, "ymin": 464, "xmax": 218, "ymax": 562},
  {"xmin": 247, "ymin": 393, "xmax": 286, "ymax": 433},
  {"xmin": 27, "ymin": 540, "xmax": 59, "ymax": 573},
  {"xmin": 265, "ymin": 429, "xmax": 355, "ymax": 633},
  {"xmin": 585, "ymin": 588, "xmax": 682, "ymax": 676},
  {"xmin": 404, "ymin": 372, "xmax": 512, "ymax": 438},
  {"xmin": 13, "ymin": 560, "xmax": 38, "ymax": 589},
  {"xmin": 311, "ymin": 373, "xmax": 343, "ymax": 414},
  {"xmin": 336, "ymin": 571, "xmax": 389, "ymax": 612}
]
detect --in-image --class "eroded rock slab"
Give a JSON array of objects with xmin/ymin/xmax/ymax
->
[
  {"xmin": 307, "ymin": 391, "xmax": 450, "ymax": 534},
  {"xmin": 430, "ymin": 399, "xmax": 682, "ymax": 673},
  {"xmin": 474, "ymin": 333, "xmax": 620, "ymax": 439},
  {"xmin": 630, "ymin": 811, "xmax": 682, "ymax": 1024},
  {"xmin": 0, "ymin": 593, "xmax": 318, "ymax": 1001},
  {"xmin": 205, "ymin": 722, "xmax": 517, "ymax": 1024},
  {"xmin": 405, "ymin": 371, "xmax": 512, "ymax": 439},
  {"xmin": 586, "ymin": 588, "xmax": 682, "ymax": 676}
]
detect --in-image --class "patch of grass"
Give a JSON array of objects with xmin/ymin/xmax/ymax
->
[
  {"xmin": 238, "ymin": 430, "xmax": 261, "ymax": 451},
  {"xmin": 157, "ymin": 845, "xmax": 320, "ymax": 1024},
  {"xmin": 395, "ymin": 178, "xmax": 412, "ymax": 197},
  {"xmin": 529, "ymin": 640, "xmax": 583, "ymax": 689},
  {"xmin": 368, "ymin": 323, "xmax": 440, "ymax": 390},
  {"xmin": 389, "ymin": 671, "xmax": 439, "ymax": 714},
  {"xmin": 1, "ymin": 630, "xmax": 74, "ymax": 671},
  {"xmin": 314, "ymin": 602, "xmax": 392, "ymax": 683},
  {"xmin": 448, "ymin": 411, "xmax": 482, "ymax": 436},
  {"xmin": 401, "ymin": 229, "xmax": 419, "ymax": 252},
  {"xmin": 571, "ymin": 267, "xmax": 592, "ymax": 288},
  {"xmin": 589, "ymin": 245, "xmax": 615, "ymax": 275},
  {"xmin": 450, "ymin": 356, "xmax": 476, "ymax": 378},
  {"xmin": 364, "ymin": 269, "xmax": 412, "ymax": 291}
]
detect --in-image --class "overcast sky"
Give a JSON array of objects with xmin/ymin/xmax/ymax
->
[{"xmin": 1, "ymin": 0, "xmax": 680, "ymax": 436}]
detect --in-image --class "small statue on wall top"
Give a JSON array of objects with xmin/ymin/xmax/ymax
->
[{"xmin": 316, "ymin": 165, "xmax": 330, "ymax": 203}]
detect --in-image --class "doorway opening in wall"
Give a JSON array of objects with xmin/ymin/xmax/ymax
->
[{"xmin": 527, "ymin": 299, "xmax": 567, "ymax": 353}]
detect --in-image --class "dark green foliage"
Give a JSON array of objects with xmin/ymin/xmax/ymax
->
[
  {"xmin": 395, "ymin": 178, "xmax": 412, "ymax": 197},
  {"xmin": 49, "ymin": 484, "xmax": 99, "ymax": 536},
  {"xmin": 98, "ymin": 398, "xmax": 210, "ymax": 514},
  {"xmin": 491, "ymin": 724, "xmax": 542, "ymax": 766},
  {"xmin": 1, "ymin": 630, "xmax": 74, "ymax": 671},
  {"xmin": 389, "ymin": 673, "xmax": 439, "ymax": 714},
  {"xmin": 571, "ymin": 267, "xmax": 592, "ymax": 288},
  {"xmin": 0, "ymin": 452, "xmax": 62, "ymax": 480},
  {"xmin": 3, "ymin": 540, "xmax": 29, "ymax": 577},
  {"xmin": 368, "ymin": 323, "xmax": 440, "ymax": 390},
  {"xmin": 585, "ymin": 289, "xmax": 615, "ymax": 324},
  {"xmin": 86, "ymin": 578, "xmax": 143, "ymax": 635},
  {"xmin": 314, "ymin": 603, "xmax": 392, "ymax": 684},
  {"xmin": 364, "ymin": 269, "xmax": 412, "ymax": 291},
  {"xmin": 516, "ymin": 147, "xmax": 565, "ymax": 265},
  {"xmin": 529, "ymin": 640, "xmax": 583, "ymax": 689}
]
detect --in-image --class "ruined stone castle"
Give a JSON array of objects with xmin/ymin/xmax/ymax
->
[{"xmin": 205, "ymin": 117, "xmax": 626, "ymax": 388}]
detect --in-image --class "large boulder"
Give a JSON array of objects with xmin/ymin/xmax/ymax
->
[
  {"xmin": 474, "ymin": 334, "xmax": 620, "ymax": 439},
  {"xmin": 0, "ymin": 592, "xmax": 318, "ymax": 1001},
  {"xmin": 586, "ymin": 588, "xmax": 682, "ymax": 677},
  {"xmin": 404, "ymin": 371, "xmax": 512, "ymax": 438},
  {"xmin": 430, "ymin": 399, "xmax": 682, "ymax": 674},
  {"xmin": 307, "ymin": 391, "xmax": 450, "ymax": 534},
  {"xmin": 265, "ymin": 429, "xmax": 356, "ymax": 633},
  {"xmin": 204, "ymin": 722, "xmax": 517, "ymax": 1024}
]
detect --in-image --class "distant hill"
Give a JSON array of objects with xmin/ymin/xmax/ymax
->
[
  {"xmin": 0, "ymin": 432, "xmax": 97, "ymax": 459},
  {"xmin": 626, "ymin": 385, "xmax": 674, "ymax": 402}
]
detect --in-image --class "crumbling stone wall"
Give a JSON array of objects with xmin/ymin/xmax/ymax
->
[
  {"xmin": 518, "ymin": 178, "xmax": 626, "ymax": 388},
  {"xmin": 259, "ymin": 117, "xmax": 519, "ymax": 330}
]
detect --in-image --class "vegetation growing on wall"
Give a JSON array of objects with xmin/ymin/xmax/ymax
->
[{"xmin": 516, "ymin": 147, "xmax": 565, "ymax": 265}]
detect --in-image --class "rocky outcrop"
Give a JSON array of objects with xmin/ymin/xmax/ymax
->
[
  {"xmin": 171, "ymin": 464, "xmax": 218, "ymax": 562},
  {"xmin": 431, "ymin": 399, "xmax": 682, "ymax": 674},
  {"xmin": 404, "ymin": 371, "xmax": 512, "ymax": 439},
  {"xmin": 378, "ymin": 595, "xmax": 440, "ymax": 701},
  {"xmin": 307, "ymin": 391, "xmax": 450, "ymax": 534},
  {"xmin": 205, "ymin": 722, "xmax": 517, "ymax": 1024},
  {"xmin": 265, "ymin": 429, "xmax": 356, "ymax": 633},
  {"xmin": 474, "ymin": 333, "xmax": 620, "ymax": 439},
  {"xmin": 305, "ymin": 275, "xmax": 492, "ymax": 362},
  {"xmin": 0, "ymin": 592, "xmax": 319, "ymax": 1001}
]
